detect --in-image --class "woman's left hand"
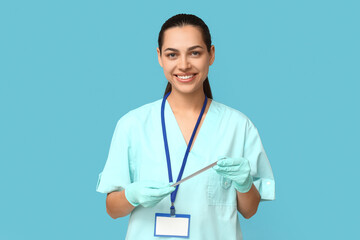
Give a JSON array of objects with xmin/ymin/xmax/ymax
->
[{"xmin": 213, "ymin": 156, "xmax": 253, "ymax": 193}]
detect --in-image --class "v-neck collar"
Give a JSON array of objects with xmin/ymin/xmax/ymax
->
[{"xmin": 164, "ymin": 98, "xmax": 213, "ymax": 154}]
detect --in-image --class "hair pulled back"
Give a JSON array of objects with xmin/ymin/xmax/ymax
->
[{"xmin": 158, "ymin": 14, "xmax": 213, "ymax": 99}]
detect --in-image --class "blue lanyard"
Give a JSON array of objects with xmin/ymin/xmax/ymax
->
[{"xmin": 161, "ymin": 91, "xmax": 208, "ymax": 215}]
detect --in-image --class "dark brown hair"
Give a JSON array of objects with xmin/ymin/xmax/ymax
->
[{"xmin": 158, "ymin": 14, "xmax": 213, "ymax": 99}]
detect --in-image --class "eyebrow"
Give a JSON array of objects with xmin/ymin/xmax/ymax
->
[{"xmin": 163, "ymin": 45, "xmax": 204, "ymax": 52}]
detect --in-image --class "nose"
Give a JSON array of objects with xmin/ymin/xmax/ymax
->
[{"xmin": 178, "ymin": 56, "xmax": 191, "ymax": 71}]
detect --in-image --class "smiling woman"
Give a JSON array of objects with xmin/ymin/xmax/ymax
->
[
  {"xmin": 157, "ymin": 25, "xmax": 214, "ymax": 99},
  {"xmin": 96, "ymin": 14, "xmax": 275, "ymax": 240}
]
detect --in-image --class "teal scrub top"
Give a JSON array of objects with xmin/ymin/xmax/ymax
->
[{"xmin": 96, "ymin": 98, "xmax": 275, "ymax": 240}]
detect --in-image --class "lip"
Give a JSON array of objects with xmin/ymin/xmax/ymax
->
[{"xmin": 174, "ymin": 73, "xmax": 197, "ymax": 83}]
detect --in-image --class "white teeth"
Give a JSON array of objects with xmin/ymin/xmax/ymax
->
[{"xmin": 177, "ymin": 75, "xmax": 194, "ymax": 79}]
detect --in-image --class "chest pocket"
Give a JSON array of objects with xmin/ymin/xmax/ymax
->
[{"xmin": 207, "ymin": 171, "xmax": 237, "ymax": 206}]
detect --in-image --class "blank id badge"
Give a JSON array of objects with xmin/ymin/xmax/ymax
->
[{"xmin": 154, "ymin": 213, "xmax": 191, "ymax": 238}]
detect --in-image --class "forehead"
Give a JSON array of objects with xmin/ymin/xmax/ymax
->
[{"xmin": 162, "ymin": 25, "xmax": 205, "ymax": 50}]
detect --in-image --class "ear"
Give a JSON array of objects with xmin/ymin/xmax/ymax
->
[
  {"xmin": 209, "ymin": 45, "xmax": 215, "ymax": 66},
  {"xmin": 157, "ymin": 47, "xmax": 163, "ymax": 68}
]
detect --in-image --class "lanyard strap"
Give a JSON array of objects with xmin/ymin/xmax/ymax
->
[{"xmin": 161, "ymin": 91, "xmax": 208, "ymax": 215}]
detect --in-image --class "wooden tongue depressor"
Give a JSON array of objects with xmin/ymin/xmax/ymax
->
[{"xmin": 170, "ymin": 160, "xmax": 218, "ymax": 187}]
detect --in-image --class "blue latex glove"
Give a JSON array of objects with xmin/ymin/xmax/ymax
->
[
  {"xmin": 213, "ymin": 156, "xmax": 253, "ymax": 193},
  {"xmin": 125, "ymin": 181, "xmax": 175, "ymax": 208}
]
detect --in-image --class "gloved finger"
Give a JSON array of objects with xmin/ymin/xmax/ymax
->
[
  {"xmin": 213, "ymin": 165, "xmax": 241, "ymax": 173},
  {"xmin": 214, "ymin": 171, "xmax": 242, "ymax": 178},
  {"xmin": 147, "ymin": 186, "xmax": 175, "ymax": 197},
  {"xmin": 142, "ymin": 181, "xmax": 171, "ymax": 189},
  {"xmin": 156, "ymin": 186, "xmax": 176, "ymax": 196},
  {"xmin": 217, "ymin": 157, "xmax": 243, "ymax": 167}
]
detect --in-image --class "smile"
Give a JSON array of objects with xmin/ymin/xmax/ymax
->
[{"xmin": 175, "ymin": 74, "xmax": 197, "ymax": 82}]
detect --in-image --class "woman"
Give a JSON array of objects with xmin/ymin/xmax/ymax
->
[{"xmin": 97, "ymin": 14, "xmax": 275, "ymax": 239}]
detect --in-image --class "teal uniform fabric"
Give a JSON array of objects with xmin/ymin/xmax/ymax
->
[{"xmin": 97, "ymin": 98, "xmax": 275, "ymax": 240}]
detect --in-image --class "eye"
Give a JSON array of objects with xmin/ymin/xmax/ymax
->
[
  {"xmin": 191, "ymin": 51, "xmax": 200, "ymax": 56},
  {"xmin": 166, "ymin": 53, "xmax": 177, "ymax": 59}
]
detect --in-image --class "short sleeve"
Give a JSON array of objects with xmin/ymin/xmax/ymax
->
[
  {"xmin": 243, "ymin": 119, "xmax": 275, "ymax": 201},
  {"xmin": 96, "ymin": 116, "xmax": 133, "ymax": 194}
]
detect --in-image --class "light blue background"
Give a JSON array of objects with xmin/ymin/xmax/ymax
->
[{"xmin": 1, "ymin": 0, "xmax": 359, "ymax": 239}]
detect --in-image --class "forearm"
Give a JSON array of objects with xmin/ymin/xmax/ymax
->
[
  {"xmin": 106, "ymin": 190, "xmax": 135, "ymax": 219},
  {"xmin": 236, "ymin": 184, "xmax": 261, "ymax": 219}
]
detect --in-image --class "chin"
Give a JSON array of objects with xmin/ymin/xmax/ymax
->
[{"xmin": 171, "ymin": 85, "xmax": 203, "ymax": 96}]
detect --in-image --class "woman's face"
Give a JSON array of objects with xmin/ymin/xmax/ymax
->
[{"xmin": 157, "ymin": 25, "xmax": 215, "ymax": 96}]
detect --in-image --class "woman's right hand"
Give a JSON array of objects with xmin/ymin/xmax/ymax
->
[{"xmin": 125, "ymin": 181, "xmax": 175, "ymax": 208}]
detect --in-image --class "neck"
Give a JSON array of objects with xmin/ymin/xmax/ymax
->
[{"xmin": 167, "ymin": 88, "xmax": 206, "ymax": 114}]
